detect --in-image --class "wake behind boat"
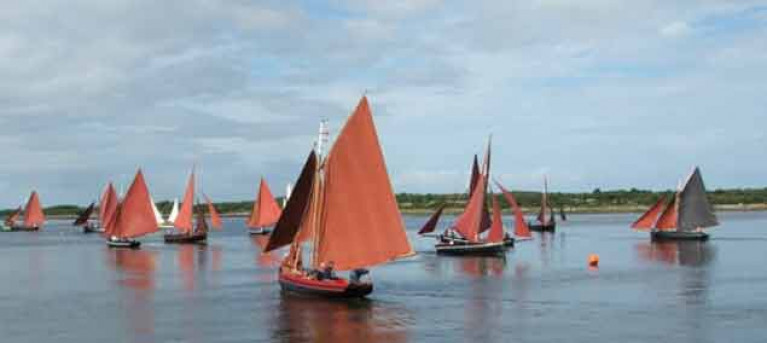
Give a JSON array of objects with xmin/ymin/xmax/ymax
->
[{"xmin": 263, "ymin": 97, "xmax": 414, "ymax": 298}]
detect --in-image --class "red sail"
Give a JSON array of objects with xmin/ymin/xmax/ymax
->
[
  {"xmin": 101, "ymin": 184, "xmax": 119, "ymax": 236},
  {"xmin": 496, "ymin": 182, "xmax": 532, "ymax": 239},
  {"xmin": 417, "ymin": 204, "xmax": 446, "ymax": 235},
  {"xmin": 453, "ymin": 175, "xmax": 487, "ymax": 242},
  {"xmin": 23, "ymin": 191, "xmax": 45, "ymax": 227},
  {"xmin": 631, "ymin": 195, "xmax": 667, "ymax": 231},
  {"xmin": 204, "ymin": 194, "xmax": 222, "ymax": 230},
  {"xmin": 468, "ymin": 155, "xmax": 480, "ymax": 198},
  {"xmin": 487, "ymin": 194, "xmax": 504, "ymax": 243},
  {"xmin": 654, "ymin": 195, "xmax": 678, "ymax": 231},
  {"xmin": 112, "ymin": 169, "xmax": 159, "ymax": 239},
  {"xmin": 174, "ymin": 171, "xmax": 196, "ymax": 234},
  {"xmin": 247, "ymin": 178, "xmax": 282, "ymax": 228},
  {"xmin": 5, "ymin": 206, "xmax": 22, "ymax": 226},
  {"xmin": 98, "ymin": 184, "xmax": 110, "ymax": 223},
  {"xmin": 316, "ymin": 96, "xmax": 414, "ymax": 271}
]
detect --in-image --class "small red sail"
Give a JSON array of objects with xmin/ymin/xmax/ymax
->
[
  {"xmin": 23, "ymin": 191, "xmax": 45, "ymax": 227},
  {"xmin": 654, "ymin": 195, "xmax": 678, "ymax": 231},
  {"xmin": 112, "ymin": 169, "xmax": 159, "ymax": 238},
  {"xmin": 247, "ymin": 178, "xmax": 282, "ymax": 228},
  {"xmin": 5, "ymin": 206, "xmax": 22, "ymax": 226},
  {"xmin": 496, "ymin": 182, "xmax": 532, "ymax": 239},
  {"xmin": 417, "ymin": 204, "xmax": 446, "ymax": 235},
  {"xmin": 316, "ymin": 96, "xmax": 414, "ymax": 271},
  {"xmin": 487, "ymin": 194, "xmax": 504, "ymax": 243},
  {"xmin": 174, "ymin": 171, "xmax": 196, "ymax": 233},
  {"xmin": 453, "ymin": 175, "xmax": 487, "ymax": 242},
  {"xmin": 101, "ymin": 184, "xmax": 119, "ymax": 236},
  {"xmin": 203, "ymin": 194, "xmax": 222, "ymax": 230},
  {"xmin": 631, "ymin": 195, "xmax": 667, "ymax": 231}
]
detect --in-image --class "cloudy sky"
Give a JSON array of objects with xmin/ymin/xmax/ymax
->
[{"xmin": 0, "ymin": 0, "xmax": 765, "ymax": 207}]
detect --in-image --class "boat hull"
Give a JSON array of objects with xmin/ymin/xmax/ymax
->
[
  {"xmin": 107, "ymin": 239, "xmax": 141, "ymax": 248},
  {"xmin": 435, "ymin": 241, "xmax": 506, "ymax": 256},
  {"xmin": 82, "ymin": 224, "xmax": 104, "ymax": 234},
  {"xmin": 503, "ymin": 237, "xmax": 515, "ymax": 247},
  {"xmin": 651, "ymin": 231, "xmax": 709, "ymax": 241},
  {"xmin": 163, "ymin": 232, "xmax": 207, "ymax": 244},
  {"xmin": 248, "ymin": 228, "xmax": 272, "ymax": 235},
  {"xmin": 6, "ymin": 225, "xmax": 40, "ymax": 232},
  {"xmin": 528, "ymin": 222, "xmax": 556, "ymax": 232},
  {"xmin": 279, "ymin": 271, "xmax": 373, "ymax": 298}
]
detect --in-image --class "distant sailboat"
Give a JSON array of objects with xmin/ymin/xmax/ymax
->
[
  {"xmin": 5, "ymin": 191, "xmax": 46, "ymax": 231},
  {"xmin": 104, "ymin": 169, "xmax": 160, "ymax": 248},
  {"xmin": 420, "ymin": 138, "xmax": 507, "ymax": 256},
  {"xmin": 263, "ymin": 96, "xmax": 414, "ymax": 298},
  {"xmin": 495, "ymin": 181, "xmax": 533, "ymax": 242},
  {"xmin": 528, "ymin": 177, "xmax": 556, "ymax": 232},
  {"xmin": 631, "ymin": 167, "xmax": 718, "ymax": 241},
  {"xmin": 246, "ymin": 178, "xmax": 282, "ymax": 235},
  {"xmin": 1, "ymin": 206, "xmax": 22, "ymax": 231},
  {"xmin": 73, "ymin": 202, "xmax": 99, "ymax": 232},
  {"xmin": 164, "ymin": 170, "xmax": 209, "ymax": 244}
]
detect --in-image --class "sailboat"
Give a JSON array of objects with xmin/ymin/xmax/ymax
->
[
  {"xmin": 104, "ymin": 169, "xmax": 160, "ymax": 248},
  {"xmin": 263, "ymin": 96, "xmax": 414, "ymax": 298},
  {"xmin": 246, "ymin": 178, "xmax": 282, "ymax": 235},
  {"xmin": 528, "ymin": 177, "xmax": 556, "ymax": 232},
  {"xmin": 419, "ymin": 139, "xmax": 507, "ymax": 256},
  {"xmin": 5, "ymin": 191, "xmax": 46, "ymax": 231},
  {"xmin": 1, "ymin": 206, "xmax": 22, "ymax": 231},
  {"xmin": 495, "ymin": 181, "xmax": 533, "ymax": 243},
  {"xmin": 164, "ymin": 170, "xmax": 210, "ymax": 244},
  {"xmin": 73, "ymin": 202, "xmax": 99, "ymax": 232},
  {"xmin": 631, "ymin": 167, "xmax": 718, "ymax": 241}
]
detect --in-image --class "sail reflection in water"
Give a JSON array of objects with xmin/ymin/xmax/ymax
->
[
  {"xmin": 272, "ymin": 297, "xmax": 411, "ymax": 342},
  {"xmin": 105, "ymin": 248, "xmax": 158, "ymax": 342}
]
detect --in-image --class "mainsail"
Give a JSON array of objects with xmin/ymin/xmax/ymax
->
[
  {"xmin": 111, "ymin": 169, "xmax": 159, "ymax": 239},
  {"xmin": 174, "ymin": 171, "xmax": 196, "ymax": 233},
  {"xmin": 247, "ymin": 178, "xmax": 282, "ymax": 229},
  {"xmin": 630, "ymin": 195, "xmax": 667, "ymax": 231},
  {"xmin": 453, "ymin": 175, "xmax": 487, "ymax": 242},
  {"xmin": 487, "ymin": 194, "xmax": 504, "ymax": 243},
  {"xmin": 677, "ymin": 167, "xmax": 718, "ymax": 232},
  {"xmin": 23, "ymin": 191, "xmax": 45, "ymax": 227},
  {"xmin": 204, "ymin": 194, "xmax": 223, "ymax": 230}
]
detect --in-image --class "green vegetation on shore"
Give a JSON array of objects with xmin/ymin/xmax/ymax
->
[{"xmin": 3, "ymin": 187, "xmax": 767, "ymax": 217}]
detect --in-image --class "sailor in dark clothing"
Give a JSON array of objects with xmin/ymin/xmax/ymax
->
[{"xmin": 350, "ymin": 269, "xmax": 369, "ymax": 283}]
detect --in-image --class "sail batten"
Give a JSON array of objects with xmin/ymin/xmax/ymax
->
[
  {"xmin": 315, "ymin": 96, "xmax": 414, "ymax": 271},
  {"xmin": 677, "ymin": 167, "xmax": 718, "ymax": 232}
]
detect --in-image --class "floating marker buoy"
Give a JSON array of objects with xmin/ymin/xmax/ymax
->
[{"xmin": 588, "ymin": 254, "xmax": 599, "ymax": 267}]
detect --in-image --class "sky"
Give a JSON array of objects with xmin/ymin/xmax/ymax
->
[{"xmin": 0, "ymin": 0, "xmax": 765, "ymax": 207}]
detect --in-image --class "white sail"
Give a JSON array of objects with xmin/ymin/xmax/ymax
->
[
  {"xmin": 283, "ymin": 182, "xmax": 293, "ymax": 207},
  {"xmin": 150, "ymin": 196, "xmax": 164, "ymax": 225},
  {"xmin": 168, "ymin": 198, "xmax": 180, "ymax": 223}
]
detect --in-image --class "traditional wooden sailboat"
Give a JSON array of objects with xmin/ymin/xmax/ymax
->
[
  {"xmin": 263, "ymin": 96, "xmax": 414, "ymax": 298},
  {"xmin": 73, "ymin": 202, "xmax": 99, "ymax": 232},
  {"xmin": 105, "ymin": 169, "xmax": 160, "ymax": 248},
  {"xmin": 495, "ymin": 181, "xmax": 533, "ymax": 243},
  {"xmin": 631, "ymin": 167, "xmax": 718, "ymax": 241},
  {"xmin": 246, "ymin": 178, "xmax": 282, "ymax": 235},
  {"xmin": 7, "ymin": 191, "xmax": 46, "ymax": 231},
  {"xmin": 164, "ymin": 170, "xmax": 209, "ymax": 244},
  {"xmin": 528, "ymin": 177, "xmax": 556, "ymax": 232}
]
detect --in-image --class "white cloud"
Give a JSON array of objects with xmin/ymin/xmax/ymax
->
[{"xmin": 660, "ymin": 21, "xmax": 692, "ymax": 38}]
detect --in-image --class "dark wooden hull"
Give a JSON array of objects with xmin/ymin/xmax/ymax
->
[
  {"xmin": 435, "ymin": 241, "xmax": 506, "ymax": 256},
  {"xmin": 528, "ymin": 222, "xmax": 556, "ymax": 232},
  {"xmin": 107, "ymin": 239, "xmax": 141, "ymax": 248},
  {"xmin": 8, "ymin": 225, "xmax": 40, "ymax": 232},
  {"xmin": 651, "ymin": 231, "xmax": 709, "ymax": 241},
  {"xmin": 279, "ymin": 271, "xmax": 373, "ymax": 298},
  {"xmin": 504, "ymin": 237, "xmax": 515, "ymax": 247},
  {"xmin": 248, "ymin": 228, "xmax": 272, "ymax": 235},
  {"xmin": 163, "ymin": 232, "xmax": 207, "ymax": 244}
]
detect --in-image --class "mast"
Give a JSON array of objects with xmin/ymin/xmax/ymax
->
[{"xmin": 310, "ymin": 120, "xmax": 328, "ymax": 268}]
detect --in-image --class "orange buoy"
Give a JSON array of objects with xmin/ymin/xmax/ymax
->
[{"xmin": 588, "ymin": 254, "xmax": 599, "ymax": 267}]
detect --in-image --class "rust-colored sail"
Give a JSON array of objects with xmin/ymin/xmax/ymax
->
[
  {"xmin": 631, "ymin": 195, "xmax": 667, "ymax": 231},
  {"xmin": 5, "ymin": 206, "xmax": 22, "ymax": 226},
  {"xmin": 174, "ymin": 171, "xmax": 195, "ymax": 234},
  {"xmin": 203, "ymin": 194, "xmax": 222, "ymax": 230},
  {"xmin": 496, "ymin": 182, "xmax": 532, "ymax": 238},
  {"xmin": 247, "ymin": 178, "xmax": 282, "ymax": 229},
  {"xmin": 315, "ymin": 96, "xmax": 414, "ymax": 271},
  {"xmin": 23, "ymin": 191, "xmax": 45, "ymax": 227},
  {"xmin": 417, "ymin": 204, "xmax": 446, "ymax": 235},
  {"xmin": 101, "ymin": 184, "xmax": 119, "ymax": 235},
  {"xmin": 654, "ymin": 195, "xmax": 678, "ymax": 231},
  {"xmin": 112, "ymin": 169, "xmax": 159, "ymax": 239},
  {"xmin": 487, "ymin": 194, "xmax": 504, "ymax": 243},
  {"xmin": 468, "ymin": 155, "xmax": 480, "ymax": 198},
  {"xmin": 73, "ymin": 202, "xmax": 96, "ymax": 226},
  {"xmin": 264, "ymin": 151, "xmax": 317, "ymax": 252},
  {"xmin": 99, "ymin": 183, "xmax": 116, "ymax": 222},
  {"xmin": 453, "ymin": 175, "xmax": 487, "ymax": 242}
]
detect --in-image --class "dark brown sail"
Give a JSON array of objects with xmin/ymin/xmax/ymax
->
[
  {"xmin": 677, "ymin": 167, "xmax": 718, "ymax": 232},
  {"xmin": 264, "ymin": 151, "xmax": 317, "ymax": 252},
  {"xmin": 73, "ymin": 202, "xmax": 96, "ymax": 226},
  {"xmin": 417, "ymin": 204, "xmax": 446, "ymax": 235},
  {"xmin": 468, "ymin": 155, "xmax": 480, "ymax": 198}
]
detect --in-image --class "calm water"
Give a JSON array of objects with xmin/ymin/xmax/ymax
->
[{"xmin": 1, "ymin": 212, "xmax": 767, "ymax": 342}]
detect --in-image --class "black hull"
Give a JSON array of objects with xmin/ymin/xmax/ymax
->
[
  {"xmin": 107, "ymin": 240, "xmax": 141, "ymax": 249},
  {"xmin": 279, "ymin": 276, "xmax": 373, "ymax": 298},
  {"xmin": 435, "ymin": 241, "xmax": 506, "ymax": 256},
  {"xmin": 528, "ymin": 223, "xmax": 556, "ymax": 232},
  {"xmin": 504, "ymin": 237, "xmax": 515, "ymax": 247},
  {"xmin": 164, "ymin": 232, "xmax": 207, "ymax": 244},
  {"xmin": 651, "ymin": 231, "xmax": 709, "ymax": 241},
  {"xmin": 82, "ymin": 225, "xmax": 104, "ymax": 234},
  {"xmin": 8, "ymin": 225, "xmax": 40, "ymax": 232}
]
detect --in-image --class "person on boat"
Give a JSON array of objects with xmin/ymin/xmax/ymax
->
[
  {"xmin": 350, "ymin": 269, "xmax": 369, "ymax": 283},
  {"xmin": 314, "ymin": 261, "xmax": 337, "ymax": 281}
]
